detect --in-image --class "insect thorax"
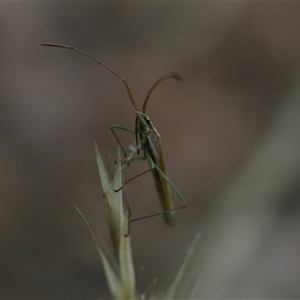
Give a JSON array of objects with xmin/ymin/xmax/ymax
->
[{"xmin": 136, "ymin": 112, "xmax": 161, "ymax": 159}]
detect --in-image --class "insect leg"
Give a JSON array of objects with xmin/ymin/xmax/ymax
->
[
  {"xmin": 145, "ymin": 152, "xmax": 187, "ymax": 208},
  {"xmin": 126, "ymin": 153, "xmax": 187, "ymax": 224},
  {"xmin": 110, "ymin": 124, "xmax": 135, "ymax": 158},
  {"xmin": 114, "ymin": 156, "xmax": 153, "ymax": 192}
]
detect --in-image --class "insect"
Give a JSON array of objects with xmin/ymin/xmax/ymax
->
[{"xmin": 41, "ymin": 43, "xmax": 187, "ymax": 225}]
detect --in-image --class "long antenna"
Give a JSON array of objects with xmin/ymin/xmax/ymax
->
[
  {"xmin": 41, "ymin": 43, "xmax": 139, "ymax": 111},
  {"xmin": 142, "ymin": 72, "xmax": 182, "ymax": 114}
]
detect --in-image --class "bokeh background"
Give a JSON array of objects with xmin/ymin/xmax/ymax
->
[{"xmin": 1, "ymin": 2, "xmax": 300, "ymax": 299}]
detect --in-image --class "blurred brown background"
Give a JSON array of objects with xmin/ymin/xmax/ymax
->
[{"xmin": 1, "ymin": 3, "xmax": 300, "ymax": 299}]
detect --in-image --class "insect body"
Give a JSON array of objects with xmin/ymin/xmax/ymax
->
[
  {"xmin": 136, "ymin": 111, "xmax": 175, "ymax": 224},
  {"xmin": 41, "ymin": 43, "xmax": 187, "ymax": 225}
]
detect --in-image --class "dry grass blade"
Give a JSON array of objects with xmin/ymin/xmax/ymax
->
[
  {"xmin": 75, "ymin": 206, "xmax": 122, "ymax": 299},
  {"xmin": 165, "ymin": 231, "xmax": 202, "ymax": 299},
  {"xmin": 95, "ymin": 144, "xmax": 136, "ymax": 299},
  {"xmin": 95, "ymin": 143, "xmax": 124, "ymax": 255}
]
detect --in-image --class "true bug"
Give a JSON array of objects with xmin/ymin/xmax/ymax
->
[{"xmin": 41, "ymin": 43, "xmax": 187, "ymax": 225}]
